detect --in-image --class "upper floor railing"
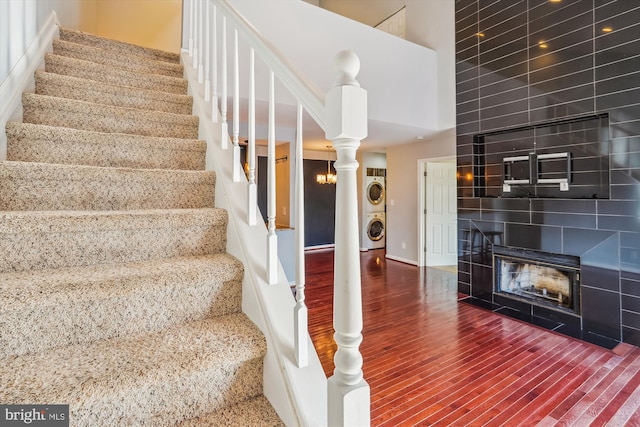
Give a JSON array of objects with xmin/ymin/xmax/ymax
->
[{"xmin": 184, "ymin": 0, "xmax": 370, "ymax": 424}]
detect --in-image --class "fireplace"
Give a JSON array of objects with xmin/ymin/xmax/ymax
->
[{"xmin": 493, "ymin": 246, "xmax": 580, "ymax": 315}]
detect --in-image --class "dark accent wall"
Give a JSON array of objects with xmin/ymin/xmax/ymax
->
[
  {"xmin": 456, "ymin": 0, "xmax": 640, "ymax": 347},
  {"xmin": 256, "ymin": 156, "xmax": 336, "ymax": 246},
  {"xmin": 303, "ymin": 159, "xmax": 336, "ymax": 246}
]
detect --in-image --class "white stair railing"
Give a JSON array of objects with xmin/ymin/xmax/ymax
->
[{"xmin": 185, "ymin": 0, "xmax": 369, "ymax": 424}]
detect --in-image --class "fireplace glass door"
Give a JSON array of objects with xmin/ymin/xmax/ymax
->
[{"xmin": 493, "ymin": 246, "xmax": 580, "ymax": 315}]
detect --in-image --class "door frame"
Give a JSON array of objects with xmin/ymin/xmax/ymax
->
[{"xmin": 417, "ymin": 155, "xmax": 457, "ymax": 267}]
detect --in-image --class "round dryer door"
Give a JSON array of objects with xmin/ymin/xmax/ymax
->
[
  {"xmin": 367, "ymin": 180, "xmax": 384, "ymax": 205},
  {"xmin": 367, "ymin": 217, "xmax": 385, "ymax": 241}
]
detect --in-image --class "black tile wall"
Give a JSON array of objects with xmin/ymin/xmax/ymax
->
[{"xmin": 456, "ymin": 0, "xmax": 640, "ymax": 347}]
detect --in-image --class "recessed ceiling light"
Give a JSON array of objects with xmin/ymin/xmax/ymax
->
[
  {"xmin": 602, "ymin": 27, "xmax": 613, "ymax": 33},
  {"xmin": 549, "ymin": 0, "xmax": 561, "ymax": 3},
  {"xmin": 476, "ymin": 32, "xmax": 485, "ymax": 38},
  {"xmin": 539, "ymin": 41, "xmax": 548, "ymax": 48}
]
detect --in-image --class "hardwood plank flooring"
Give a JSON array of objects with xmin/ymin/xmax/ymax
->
[{"xmin": 305, "ymin": 248, "xmax": 640, "ymax": 426}]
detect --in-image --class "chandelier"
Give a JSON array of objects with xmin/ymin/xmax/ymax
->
[{"xmin": 317, "ymin": 146, "xmax": 336, "ymax": 184}]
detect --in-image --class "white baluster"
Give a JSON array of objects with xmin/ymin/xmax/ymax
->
[
  {"xmin": 294, "ymin": 102, "xmax": 308, "ymax": 368},
  {"xmin": 197, "ymin": 0, "xmax": 204, "ymax": 83},
  {"xmin": 192, "ymin": 0, "xmax": 198, "ymax": 67},
  {"xmin": 247, "ymin": 48, "xmax": 257, "ymax": 225},
  {"xmin": 211, "ymin": 4, "xmax": 218, "ymax": 122},
  {"xmin": 220, "ymin": 15, "xmax": 228, "ymax": 148},
  {"xmin": 232, "ymin": 29, "xmax": 241, "ymax": 182},
  {"xmin": 204, "ymin": 0, "xmax": 211, "ymax": 102},
  {"xmin": 266, "ymin": 70, "xmax": 278, "ymax": 285},
  {"xmin": 188, "ymin": 0, "xmax": 194, "ymax": 57},
  {"xmin": 326, "ymin": 51, "xmax": 369, "ymax": 427}
]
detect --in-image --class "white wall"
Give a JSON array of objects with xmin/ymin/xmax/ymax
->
[
  {"xmin": 385, "ymin": 129, "xmax": 456, "ymax": 264},
  {"xmin": 318, "ymin": 0, "xmax": 456, "ymax": 130},
  {"xmin": 0, "ymin": 0, "xmax": 98, "ymax": 94}
]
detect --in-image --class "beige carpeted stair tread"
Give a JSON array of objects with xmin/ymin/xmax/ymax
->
[
  {"xmin": 0, "ymin": 314, "xmax": 267, "ymax": 427},
  {"xmin": 53, "ymin": 38, "xmax": 184, "ymax": 78},
  {"xmin": 0, "ymin": 161, "xmax": 215, "ymax": 211},
  {"xmin": 35, "ymin": 70, "xmax": 193, "ymax": 115},
  {"xmin": 23, "ymin": 93, "xmax": 199, "ymax": 139},
  {"xmin": 0, "ymin": 254, "xmax": 243, "ymax": 358},
  {"xmin": 6, "ymin": 122, "xmax": 206, "ymax": 170},
  {"xmin": 178, "ymin": 395, "xmax": 285, "ymax": 427},
  {"xmin": 45, "ymin": 53, "xmax": 188, "ymax": 95},
  {"xmin": 0, "ymin": 208, "xmax": 228, "ymax": 273},
  {"xmin": 59, "ymin": 26, "xmax": 181, "ymax": 64}
]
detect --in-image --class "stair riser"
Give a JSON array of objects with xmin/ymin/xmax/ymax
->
[
  {"xmin": 59, "ymin": 27, "xmax": 180, "ymax": 64},
  {"xmin": 1, "ymin": 276, "xmax": 243, "ymax": 358},
  {"xmin": 53, "ymin": 39, "xmax": 184, "ymax": 78},
  {"xmin": 0, "ymin": 210, "xmax": 228, "ymax": 272},
  {"xmin": 0, "ymin": 165, "xmax": 215, "ymax": 211},
  {"xmin": 23, "ymin": 94, "xmax": 199, "ymax": 139},
  {"xmin": 74, "ymin": 358, "xmax": 264, "ymax": 427},
  {"xmin": 6, "ymin": 123, "xmax": 206, "ymax": 171},
  {"xmin": 35, "ymin": 71, "xmax": 193, "ymax": 115},
  {"xmin": 45, "ymin": 53, "xmax": 188, "ymax": 95}
]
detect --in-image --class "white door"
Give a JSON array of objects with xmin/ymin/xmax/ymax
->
[{"xmin": 425, "ymin": 162, "xmax": 457, "ymax": 266}]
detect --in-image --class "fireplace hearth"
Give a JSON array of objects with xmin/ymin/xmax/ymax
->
[{"xmin": 493, "ymin": 246, "xmax": 580, "ymax": 315}]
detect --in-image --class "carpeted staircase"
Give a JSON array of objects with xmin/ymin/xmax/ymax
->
[{"xmin": 0, "ymin": 26, "xmax": 284, "ymax": 426}]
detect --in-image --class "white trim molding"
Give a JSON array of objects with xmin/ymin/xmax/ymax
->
[{"xmin": 0, "ymin": 10, "xmax": 59, "ymax": 160}]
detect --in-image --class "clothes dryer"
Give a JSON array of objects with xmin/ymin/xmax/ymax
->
[
  {"xmin": 365, "ymin": 176, "xmax": 385, "ymax": 212},
  {"xmin": 365, "ymin": 212, "xmax": 385, "ymax": 249}
]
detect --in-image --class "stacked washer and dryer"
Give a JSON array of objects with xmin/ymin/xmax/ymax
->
[{"xmin": 364, "ymin": 168, "xmax": 386, "ymax": 249}]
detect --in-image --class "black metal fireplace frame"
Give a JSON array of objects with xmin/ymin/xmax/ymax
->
[{"xmin": 493, "ymin": 246, "xmax": 581, "ymax": 316}]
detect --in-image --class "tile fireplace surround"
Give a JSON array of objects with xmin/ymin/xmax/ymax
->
[{"xmin": 455, "ymin": 0, "xmax": 640, "ymax": 348}]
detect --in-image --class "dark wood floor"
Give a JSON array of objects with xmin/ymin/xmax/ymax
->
[{"xmin": 305, "ymin": 249, "xmax": 640, "ymax": 426}]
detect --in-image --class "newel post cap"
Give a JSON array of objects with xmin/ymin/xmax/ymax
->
[{"xmin": 325, "ymin": 51, "xmax": 368, "ymax": 141}]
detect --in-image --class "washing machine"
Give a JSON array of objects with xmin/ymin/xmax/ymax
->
[
  {"xmin": 365, "ymin": 176, "xmax": 385, "ymax": 212},
  {"xmin": 365, "ymin": 212, "xmax": 386, "ymax": 249}
]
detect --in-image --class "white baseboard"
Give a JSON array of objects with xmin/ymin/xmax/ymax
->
[
  {"xmin": 385, "ymin": 254, "xmax": 418, "ymax": 266},
  {"xmin": 0, "ymin": 10, "xmax": 59, "ymax": 160}
]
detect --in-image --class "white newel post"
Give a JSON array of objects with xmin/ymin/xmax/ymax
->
[
  {"xmin": 192, "ymin": 0, "xmax": 199, "ymax": 68},
  {"xmin": 326, "ymin": 50, "xmax": 370, "ymax": 427}
]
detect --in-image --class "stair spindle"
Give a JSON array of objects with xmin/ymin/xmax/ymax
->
[
  {"xmin": 197, "ymin": 0, "xmax": 204, "ymax": 83},
  {"xmin": 204, "ymin": 0, "xmax": 211, "ymax": 101},
  {"xmin": 232, "ymin": 28, "xmax": 241, "ymax": 182},
  {"xmin": 188, "ymin": 0, "xmax": 194, "ymax": 56},
  {"xmin": 192, "ymin": 0, "xmax": 198, "ymax": 68},
  {"xmin": 267, "ymin": 70, "xmax": 277, "ymax": 285},
  {"xmin": 248, "ymin": 48, "xmax": 257, "ymax": 225},
  {"xmin": 211, "ymin": 4, "xmax": 218, "ymax": 122},
  {"xmin": 220, "ymin": 16, "xmax": 228, "ymax": 149},
  {"xmin": 294, "ymin": 102, "xmax": 308, "ymax": 368}
]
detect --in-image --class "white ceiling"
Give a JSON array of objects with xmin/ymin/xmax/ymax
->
[{"xmin": 225, "ymin": 0, "xmax": 456, "ymax": 152}]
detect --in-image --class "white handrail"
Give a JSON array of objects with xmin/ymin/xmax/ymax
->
[{"xmin": 213, "ymin": 0, "xmax": 326, "ymax": 129}]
